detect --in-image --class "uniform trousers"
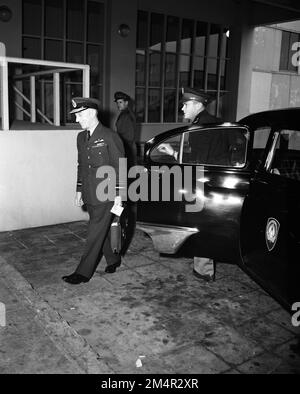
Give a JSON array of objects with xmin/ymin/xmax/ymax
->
[
  {"xmin": 193, "ymin": 257, "xmax": 215, "ymax": 277},
  {"xmin": 75, "ymin": 201, "xmax": 121, "ymax": 279}
]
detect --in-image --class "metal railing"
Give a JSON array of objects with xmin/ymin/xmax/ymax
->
[{"xmin": 0, "ymin": 55, "xmax": 90, "ymax": 131}]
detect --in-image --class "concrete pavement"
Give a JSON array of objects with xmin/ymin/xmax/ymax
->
[{"xmin": 0, "ymin": 221, "xmax": 299, "ymax": 374}]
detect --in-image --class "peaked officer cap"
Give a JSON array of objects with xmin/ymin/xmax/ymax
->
[
  {"xmin": 70, "ymin": 97, "xmax": 100, "ymax": 114},
  {"xmin": 114, "ymin": 91, "xmax": 131, "ymax": 102},
  {"xmin": 181, "ymin": 87, "xmax": 218, "ymax": 106}
]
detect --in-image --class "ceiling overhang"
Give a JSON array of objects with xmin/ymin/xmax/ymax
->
[
  {"xmin": 249, "ymin": 0, "xmax": 300, "ymax": 25},
  {"xmin": 252, "ymin": 0, "xmax": 300, "ymax": 13}
]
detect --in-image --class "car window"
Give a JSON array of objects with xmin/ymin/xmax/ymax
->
[
  {"xmin": 150, "ymin": 135, "xmax": 182, "ymax": 164},
  {"xmin": 269, "ymin": 129, "xmax": 300, "ymax": 181},
  {"xmin": 253, "ymin": 127, "xmax": 271, "ymax": 148},
  {"xmin": 181, "ymin": 127, "xmax": 249, "ymax": 167},
  {"xmin": 251, "ymin": 127, "xmax": 271, "ymax": 166}
]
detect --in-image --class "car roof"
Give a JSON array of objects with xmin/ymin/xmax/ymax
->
[
  {"xmin": 145, "ymin": 121, "xmax": 248, "ymax": 150},
  {"xmin": 239, "ymin": 107, "xmax": 300, "ymax": 130}
]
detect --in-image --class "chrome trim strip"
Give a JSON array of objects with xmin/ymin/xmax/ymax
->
[
  {"xmin": 136, "ymin": 222, "xmax": 199, "ymax": 254},
  {"xmin": 136, "ymin": 221, "xmax": 199, "ymax": 233}
]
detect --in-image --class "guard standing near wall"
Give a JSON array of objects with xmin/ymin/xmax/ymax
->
[
  {"xmin": 62, "ymin": 97, "xmax": 125, "ymax": 285},
  {"xmin": 114, "ymin": 91, "xmax": 138, "ymax": 255},
  {"xmin": 114, "ymin": 91, "xmax": 137, "ymax": 167}
]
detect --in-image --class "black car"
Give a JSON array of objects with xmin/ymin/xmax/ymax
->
[{"xmin": 136, "ymin": 108, "xmax": 300, "ymax": 312}]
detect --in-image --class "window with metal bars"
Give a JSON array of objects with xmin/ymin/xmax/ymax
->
[
  {"xmin": 22, "ymin": 0, "xmax": 105, "ymax": 124},
  {"xmin": 135, "ymin": 10, "xmax": 230, "ymax": 124}
]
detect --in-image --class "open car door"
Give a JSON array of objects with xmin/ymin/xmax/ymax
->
[
  {"xmin": 137, "ymin": 124, "xmax": 251, "ymax": 262},
  {"xmin": 240, "ymin": 126, "xmax": 300, "ymax": 311}
]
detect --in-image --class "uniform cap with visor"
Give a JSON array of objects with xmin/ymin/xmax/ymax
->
[
  {"xmin": 181, "ymin": 87, "xmax": 218, "ymax": 106},
  {"xmin": 114, "ymin": 91, "xmax": 131, "ymax": 102},
  {"xmin": 70, "ymin": 97, "xmax": 100, "ymax": 114}
]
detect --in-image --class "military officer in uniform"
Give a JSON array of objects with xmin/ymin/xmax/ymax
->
[
  {"xmin": 158, "ymin": 87, "xmax": 223, "ymax": 282},
  {"xmin": 62, "ymin": 97, "xmax": 125, "ymax": 285},
  {"xmin": 114, "ymin": 91, "xmax": 137, "ymax": 167}
]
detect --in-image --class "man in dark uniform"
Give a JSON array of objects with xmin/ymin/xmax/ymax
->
[
  {"xmin": 183, "ymin": 88, "xmax": 224, "ymax": 165},
  {"xmin": 114, "ymin": 92, "xmax": 138, "ymax": 256},
  {"xmin": 158, "ymin": 87, "xmax": 223, "ymax": 282},
  {"xmin": 62, "ymin": 97, "xmax": 125, "ymax": 285},
  {"xmin": 114, "ymin": 91, "xmax": 137, "ymax": 167}
]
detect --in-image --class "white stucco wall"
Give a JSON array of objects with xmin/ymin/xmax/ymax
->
[
  {"xmin": 252, "ymin": 26, "xmax": 282, "ymax": 72},
  {"xmin": 249, "ymin": 22, "xmax": 300, "ymax": 115},
  {"xmin": 0, "ymin": 130, "xmax": 88, "ymax": 231},
  {"xmin": 250, "ymin": 71, "xmax": 272, "ymax": 113}
]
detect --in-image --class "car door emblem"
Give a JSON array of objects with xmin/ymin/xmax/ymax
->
[{"xmin": 265, "ymin": 218, "xmax": 280, "ymax": 252}]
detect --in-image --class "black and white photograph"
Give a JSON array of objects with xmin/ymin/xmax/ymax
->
[{"xmin": 0, "ymin": 0, "xmax": 300, "ymax": 378}]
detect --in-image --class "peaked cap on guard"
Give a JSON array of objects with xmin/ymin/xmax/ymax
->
[
  {"xmin": 70, "ymin": 97, "xmax": 100, "ymax": 114},
  {"xmin": 114, "ymin": 91, "xmax": 131, "ymax": 102},
  {"xmin": 181, "ymin": 87, "xmax": 218, "ymax": 106}
]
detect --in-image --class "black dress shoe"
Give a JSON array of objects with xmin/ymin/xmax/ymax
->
[
  {"xmin": 62, "ymin": 272, "xmax": 89, "ymax": 285},
  {"xmin": 105, "ymin": 261, "xmax": 121, "ymax": 273},
  {"xmin": 193, "ymin": 269, "xmax": 215, "ymax": 282}
]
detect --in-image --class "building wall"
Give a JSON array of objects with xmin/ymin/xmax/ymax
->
[
  {"xmin": 107, "ymin": 0, "xmax": 137, "ymax": 113},
  {"xmin": 0, "ymin": 0, "xmax": 22, "ymax": 57},
  {"xmin": 0, "ymin": 1, "xmax": 299, "ymax": 127},
  {"xmin": 235, "ymin": 25, "xmax": 256, "ymax": 121},
  {"xmin": 138, "ymin": 0, "xmax": 237, "ymax": 25},
  {"xmin": 249, "ymin": 22, "xmax": 300, "ymax": 116},
  {"xmin": 0, "ymin": 0, "xmax": 22, "ymax": 124},
  {"xmin": 0, "ymin": 130, "xmax": 88, "ymax": 231}
]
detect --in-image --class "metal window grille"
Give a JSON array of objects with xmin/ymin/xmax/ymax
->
[
  {"xmin": 22, "ymin": 0, "xmax": 105, "ymax": 124},
  {"xmin": 135, "ymin": 10, "xmax": 230, "ymax": 123}
]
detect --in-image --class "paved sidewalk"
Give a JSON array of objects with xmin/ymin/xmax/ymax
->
[
  {"xmin": 0, "ymin": 221, "xmax": 299, "ymax": 374},
  {"xmin": 0, "ymin": 268, "xmax": 83, "ymax": 373},
  {"xmin": 0, "ymin": 260, "xmax": 112, "ymax": 374}
]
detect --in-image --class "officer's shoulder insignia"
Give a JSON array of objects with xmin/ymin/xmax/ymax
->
[{"xmin": 265, "ymin": 217, "xmax": 280, "ymax": 252}]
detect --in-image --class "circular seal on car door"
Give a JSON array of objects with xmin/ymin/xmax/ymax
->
[{"xmin": 265, "ymin": 218, "xmax": 280, "ymax": 252}]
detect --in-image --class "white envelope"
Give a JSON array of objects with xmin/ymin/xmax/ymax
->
[{"xmin": 110, "ymin": 204, "xmax": 124, "ymax": 217}]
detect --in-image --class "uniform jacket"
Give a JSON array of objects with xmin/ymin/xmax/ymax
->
[
  {"xmin": 189, "ymin": 108, "xmax": 245, "ymax": 165},
  {"xmin": 192, "ymin": 108, "xmax": 221, "ymax": 126},
  {"xmin": 190, "ymin": 108, "xmax": 230, "ymax": 165},
  {"xmin": 115, "ymin": 108, "xmax": 136, "ymax": 143},
  {"xmin": 76, "ymin": 123, "xmax": 125, "ymax": 205},
  {"xmin": 115, "ymin": 108, "xmax": 137, "ymax": 165}
]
